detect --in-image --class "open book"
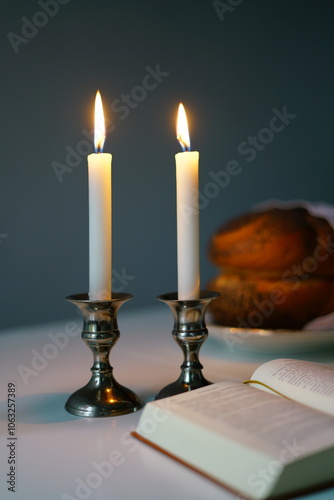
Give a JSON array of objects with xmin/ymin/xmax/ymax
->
[{"xmin": 132, "ymin": 359, "xmax": 334, "ymax": 500}]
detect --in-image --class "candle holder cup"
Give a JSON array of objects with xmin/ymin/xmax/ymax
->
[
  {"xmin": 64, "ymin": 292, "xmax": 141, "ymax": 417},
  {"xmin": 155, "ymin": 290, "xmax": 220, "ymax": 400}
]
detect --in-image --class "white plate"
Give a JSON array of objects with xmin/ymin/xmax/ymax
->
[
  {"xmin": 207, "ymin": 200, "xmax": 334, "ymax": 354},
  {"xmin": 208, "ymin": 324, "xmax": 334, "ymax": 354}
]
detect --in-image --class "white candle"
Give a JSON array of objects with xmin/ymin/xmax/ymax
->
[
  {"xmin": 175, "ymin": 103, "xmax": 200, "ymax": 300},
  {"xmin": 88, "ymin": 91, "xmax": 112, "ymax": 300}
]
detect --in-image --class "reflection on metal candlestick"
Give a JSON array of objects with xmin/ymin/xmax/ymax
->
[
  {"xmin": 155, "ymin": 290, "xmax": 220, "ymax": 400},
  {"xmin": 64, "ymin": 293, "xmax": 141, "ymax": 417}
]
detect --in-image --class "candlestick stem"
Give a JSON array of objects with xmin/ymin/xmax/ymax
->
[
  {"xmin": 155, "ymin": 290, "xmax": 220, "ymax": 399},
  {"xmin": 65, "ymin": 293, "xmax": 141, "ymax": 417}
]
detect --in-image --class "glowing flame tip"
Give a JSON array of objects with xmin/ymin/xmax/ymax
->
[
  {"xmin": 94, "ymin": 90, "xmax": 105, "ymax": 153},
  {"xmin": 176, "ymin": 103, "xmax": 191, "ymax": 152}
]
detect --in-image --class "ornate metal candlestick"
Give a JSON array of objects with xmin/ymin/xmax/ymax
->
[
  {"xmin": 155, "ymin": 290, "xmax": 220, "ymax": 399},
  {"xmin": 65, "ymin": 292, "xmax": 141, "ymax": 417}
]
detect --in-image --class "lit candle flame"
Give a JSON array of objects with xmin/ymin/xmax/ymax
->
[
  {"xmin": 94, "ymin": 90, "xmax": 105, "ymax": 153},
  {"xmin": 176, "ymin": 103, "xmax": 191, "ymax": 152}
]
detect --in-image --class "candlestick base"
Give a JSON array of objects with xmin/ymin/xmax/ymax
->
[
  {"xmin": 64, "ymin": 293, "xmax": 141, "ymax": 417},
  {"xmin": 155, "ymin": 290, "xmax": 220, "ymax": 400}
]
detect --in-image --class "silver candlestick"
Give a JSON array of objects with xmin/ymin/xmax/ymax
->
[
  {"xmin": 155, "ymin": 290, "xmax": 220, "ymax": 399},
  {"xmin": 65, "ymin": 292, "xmax": 141, "ymax": 417}
]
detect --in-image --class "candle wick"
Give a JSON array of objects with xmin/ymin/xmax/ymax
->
[{"xmin": 177, "ymin": 135, "xmax": 190, "ymax": 152}]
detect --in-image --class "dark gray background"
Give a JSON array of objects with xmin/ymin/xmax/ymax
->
[{"xmin": 1, "ymin": 0, "xmax": 333, "ymax": 329}]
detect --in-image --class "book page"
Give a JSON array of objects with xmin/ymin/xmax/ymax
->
[
  {"xmin": 135, "ymin": 382, "xmax": 334, "ymax": 500},
  {"xmin": 161, "ymin": 381, "xmax": 334, "ymax": 457},
  {"xmin": 249, "ymin": 359, "xmax": 334, "ymax": 416}
]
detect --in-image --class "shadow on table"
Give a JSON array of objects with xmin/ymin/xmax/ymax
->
[
  {"xmin": 1, "ymin": 389, "xmax": 167, "ymax": 426},
  {"xmin": 4, "ymin": 393, "xmax": 78, "ymax": 424}
]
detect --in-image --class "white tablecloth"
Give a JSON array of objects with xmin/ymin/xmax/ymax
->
[{"xmin": 1, "ymin": 305, "xmax": 334, "ymax": 500}]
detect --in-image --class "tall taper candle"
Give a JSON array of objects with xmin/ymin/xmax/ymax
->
[
  {"xmin": 88, "ymin": 91, "xmax": 112, "ymax": 300},
  {"xmin": 175, "ymin": 103, "xmax": 200, "ymax": 299}
]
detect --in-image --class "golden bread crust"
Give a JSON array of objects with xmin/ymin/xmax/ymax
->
[
  {"xmin": 208, "ymin": 273, "xmax": 334, "ymax": 330},
  {"xmin": 208, "ymin": 208, "xmax": 334, "ymax": 276},
  {"xmin": 207, "ymin": 207, "xmax": 334, "ymax": 329}
]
